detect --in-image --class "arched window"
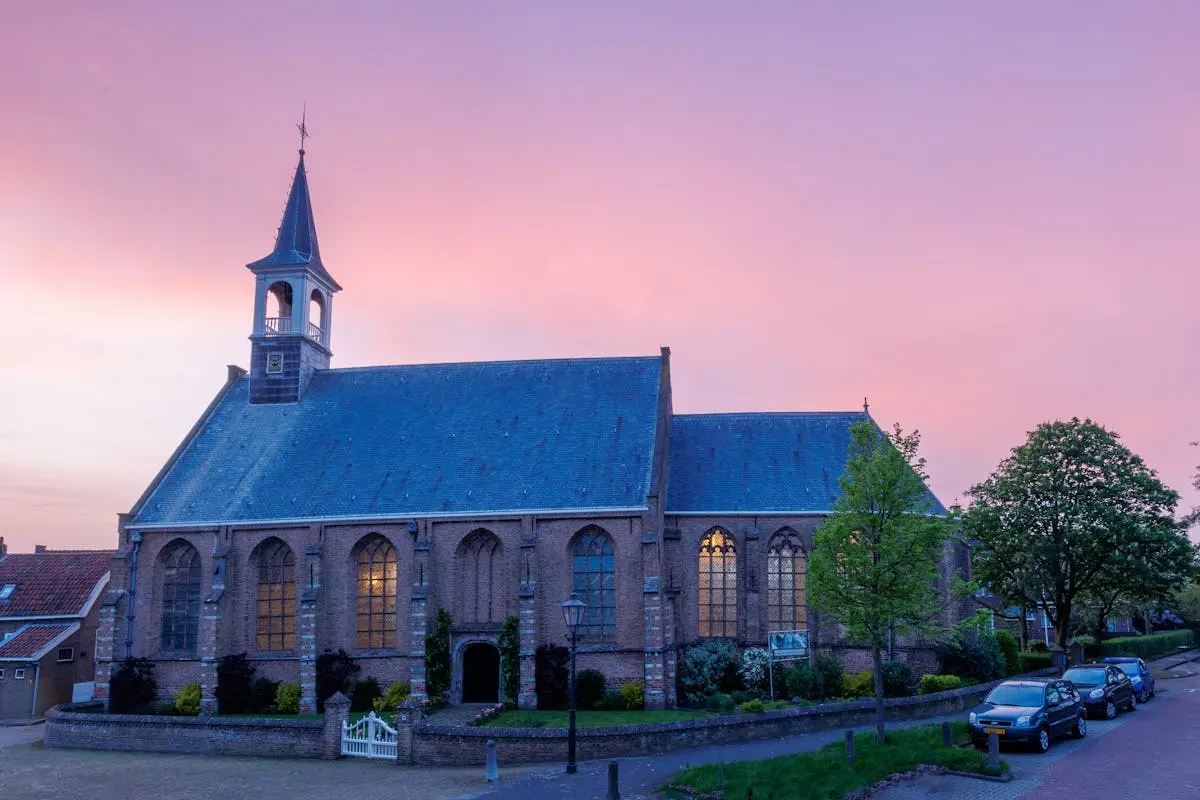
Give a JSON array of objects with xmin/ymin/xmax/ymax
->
[
  {"xmin": 458, "ymin": 530, "xmax": 502, "ymax": 624},
  {"xmin": 698, "ymin": 529, "xmax": 737, "ymax": 637},
  {"xmin": 767, "ymin": 530, "xmax": 807, "ymax": 631},
  {"xmin": 572, "ymin": 528, "xmax": 615, "ymax": 638},
  {"xmin": 308, "ymin": 289, "xmax": 327, "ymax": 344},
  {"xmin": 254, "ymin": 539, "xmax": 296, "ymax": 650},
  {"xmin": 160, "ymin": 541, "xmax": 202, "ymax": 652},
  {"xmin": 355, "ymin": 536, "xmax": 397, "ymax": 649},
  {"xmin": 264, "ymin": 280, "xmax": 293, "ymax": 335}
]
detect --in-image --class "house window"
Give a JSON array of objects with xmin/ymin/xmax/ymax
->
[
  {"xmin": 0, "ymin": 584, "xmax": 14, "ymax": 600},
  {"xmin": 766, "ymin": 530, "xmax": 807, "ymax": 631},
  {"xmin": 254, "ymin": 539, "xmax": 296, "ymax": 650},
  {"xmin": 572, "ymin": 528, "xmax": 616, "ymax": 638},
  {"xmin": 56, "ymin": 647, "xmax": 75, "ymax": 663},
  {"xmin": 699, "ymin": 529, "xmax": 737, "ymax": 637},
  {"xmin": 355, "ymin": 536, "xmax": 397, "ymax": 649},
  {"xmin": 14, "ymin": 668, "xmax": 25, "ymax": 680},
  {"xmin": 160, "ymin": 541, "xmax": 202, "ymax": 652},
  {"xmin": 0, "ymin": 668, "xmax": 5, "ymax": 679}
]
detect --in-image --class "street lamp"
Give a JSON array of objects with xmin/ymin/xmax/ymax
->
[{"xmin": 560, "ymin": 593, "xmax": 587, "ymax": 774}]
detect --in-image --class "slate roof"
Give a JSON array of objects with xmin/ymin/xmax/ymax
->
[
  {"xmin": 132, "ymin": 356, "xmax": 664, "ymax": 527},
  {"xmin": 247, "ymin": 151, "xmax": 340, "ymax": 289},
  {"xmin": 0, "ymin": 551, "xmax": 113, "ymax": 618},
  {"xmin": 665, "ymin": 412, "xmax": 948, "ymax": 514},
  {"xmin": 0, "ymin": 622, "xmax": 79, "ymax": 661}
]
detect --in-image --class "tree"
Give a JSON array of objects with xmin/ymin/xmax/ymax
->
[
  {"xmin": 808, "ymin": 421, "xmax": 951, "ymax": 744},
  {"xmin": 965, "ymin": 418, "xmax": 1186, "ymax": 656}
]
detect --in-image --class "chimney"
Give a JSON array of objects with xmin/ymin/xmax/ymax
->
[
  {"xmin": 34, "ymin": 544, "xmax": 47, "ymax": 553},
  {"xmin": 0, "ymin": 537, "xmax": 6, "ymax": 557}
]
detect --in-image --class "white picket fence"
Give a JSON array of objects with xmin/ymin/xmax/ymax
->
[{"xmin": 341, "ymin": 711, "xmax": 398, "ymax": 759}]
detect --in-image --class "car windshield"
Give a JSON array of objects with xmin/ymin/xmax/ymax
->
[
  {"xmin": 1064, "ymin": 668, "xmax": 1107, "ymax": 684},
  {"xmin": 984, "ymin": 685, "xmax": 1045, "ymax": 706},
  {"xmin": 1114, "ymin": 663, "xmax": 1140, "ymax": 678}
]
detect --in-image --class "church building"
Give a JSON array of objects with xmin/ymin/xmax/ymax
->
[{"xmin": 93, "ymin": 145, "xmax": 961, "ymax": 714}]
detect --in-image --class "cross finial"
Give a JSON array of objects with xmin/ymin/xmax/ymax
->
[
  {"xmin": 863, "ymin": 396, "xmax": 870, "ymax": 414},
  {"xmin": 297, "ymin": 104, "xmax": 309, "ymax": 154}
]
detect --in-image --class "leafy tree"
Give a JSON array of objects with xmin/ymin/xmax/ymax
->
[
  {"xmin": 809, "ymin": 421, "xmax": 951, "ymax": 743},
  {"xmin": 424, "ymin": 609, "xmax": 453, "ymax": 698},
  {"xmin": 965, "ymin": 418, "xmax": 1187, "ymax": 655},
  {"xmin": 1174, "ymin": 584, "xmax": 1200, "ymax": 625}
]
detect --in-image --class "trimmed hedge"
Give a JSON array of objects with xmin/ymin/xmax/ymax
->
[
  {"xmin": 916, "ymin": 674, "xmax": 962, "ymax": 695},
  {"xmin": 1018, "ymin": 652, "xmax": 1053, "ymax": 673},
  {"xmin": 1088, "ymin": 630, "xmax": 1195, "ymax": 661}
]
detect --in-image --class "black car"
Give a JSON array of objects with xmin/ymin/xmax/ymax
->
[
  {"xmin": 968, "ymin": 678, "xmax": 1087, "ymax": 753},
  {"xmin": 1063, "ymin": 664, "xmax": 1136, "ymax": 719}
]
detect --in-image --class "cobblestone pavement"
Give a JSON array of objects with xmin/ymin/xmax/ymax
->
[{"xmin": 0, "ymin": 727, "xmax": 524, "ymax": 800}]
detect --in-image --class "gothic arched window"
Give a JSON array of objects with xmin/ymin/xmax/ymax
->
[
  {"xmin": 355, "ymin": 535, "xmax": 397, "ymax": 649},
  {"xmin": 459, "ymin": 530, "xmax": 503, "ymax": 624},
  {"xmin": 254, "ymin": 539, "xmax": 296, "ymax": 650},
  {"xmin": 767, "ymin": 530, "xmax": 807, "ymax": 631},
  {"xmin": 160, "ymin": 541, "xmax": 202, "ymax": 652},
  {"xmin": 698, "ymin": 529, "xmax": 737, "ymax": 637},
  {"xmin": 572, "ymin": 528, "xmax": 615, "ymax": 637}
]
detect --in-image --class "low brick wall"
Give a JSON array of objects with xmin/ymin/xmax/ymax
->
[
  {"xmin": 45, "ymin": 702, "xmax": 325, "ymax": 758},
  {"xmin": 415, "ymin": 668, "xmax": 1059, "ymax": 766}
]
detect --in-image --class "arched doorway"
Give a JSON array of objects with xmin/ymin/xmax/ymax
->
[{"xmin": 461, "ymin": 642, "xmax": 500, "ymax": 703}]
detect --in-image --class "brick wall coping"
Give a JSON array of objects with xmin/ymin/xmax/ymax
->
[
  {"xmin": 46, "ymin": 702, "xmax": 323, "ymax": 730},
  {"xmin": 421, "ymin": 667, "xmax": 1059, "ymax": 740}
]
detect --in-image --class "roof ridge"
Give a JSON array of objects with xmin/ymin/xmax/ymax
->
[
  {"xmin": 317, "ymin": 354, "xmax": 662, "ymax": 374},
  {"xmin": 674, "ymin": 410, "xmax": 867, "ymax": 419}
]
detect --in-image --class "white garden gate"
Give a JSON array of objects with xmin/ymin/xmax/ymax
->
[{"xmin": 341, "ymin": 712, "xmax": 398, "ymax": 759}]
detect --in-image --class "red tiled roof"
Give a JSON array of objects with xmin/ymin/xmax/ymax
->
[
  {"xmin": 0, "ymin": 551, "xmax": 113, "ymax": 618},
  {"xmin": 0, "ymin": 622, "xmax": 78, "ymax": 660}
]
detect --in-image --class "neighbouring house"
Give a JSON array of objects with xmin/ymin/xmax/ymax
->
[
  {"xmin": 95, "ymin": 143, "xmax": 967, "ymax": 715},
  {"xmin": 977, "ymin": 594, "xmax": 1136, "ymax": 650},
  {"xmin": 0, "ymin": 538, "xmax": 113, "ymax": 720}
]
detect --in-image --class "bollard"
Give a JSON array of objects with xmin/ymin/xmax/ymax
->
[
  {"xmin": 942, "ymin": 721, "xmax": 952, "ymax": 748},
  {"xmin": 607, "ymin": 760, "xmax": 620, "ymax": 800},
  {"xmin": 486, "ymin": 739, "xmax": 498, "ymax": 783},
  {"xmin": 844, "ymin": 729, "xmax": 856, "ymax": 764},
  {"xmin": 987, "ymin": 731, "xmax": 1000, "ymax": 771}
]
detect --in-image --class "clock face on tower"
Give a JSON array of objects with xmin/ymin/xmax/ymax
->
[{"xmin": 266, "ymin": 353, "xmax": 283, "ymax": 374}]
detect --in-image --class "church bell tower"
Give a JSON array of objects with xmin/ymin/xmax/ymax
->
[{"xmin": 246, "ymin": 135, "xmax": 341, "ymax": 404}]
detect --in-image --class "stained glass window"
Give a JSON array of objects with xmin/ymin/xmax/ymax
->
[
  {"xmin": 767, "ymin": 530, "xmax": 807, "ymax": 631},
  {"xmin": 160, "ymin": 542, "xmax": 201, "ymax": 651},
  {"xmin": 699, "ymin": 529, "xmax": 737, "ymax": 637},
  {"xmin": 573, "ymin": 528, "xmax": 616, "ymax": 637},
  {"xmin": 255, "ymin": 539, "xmax": 296, "ymax": 650},
  {"xmin": 355, "ymin": 536, "xmax": 397, "ymax": 649}
]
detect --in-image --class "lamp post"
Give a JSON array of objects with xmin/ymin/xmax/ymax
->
[{"xmin": 560, "ymin": 593, "xmax": 587, "ymax": 774}]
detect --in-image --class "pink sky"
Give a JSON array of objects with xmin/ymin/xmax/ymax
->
[{"xmin": 2, "ymin": 1, "xmax": 1197, "ymax": 553}]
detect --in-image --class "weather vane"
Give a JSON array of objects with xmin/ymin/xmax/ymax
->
[{"xmin": 297, "ymin": 104, "xmax": 310, "ymax": 154}]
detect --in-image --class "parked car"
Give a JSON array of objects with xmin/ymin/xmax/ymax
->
[
  {"xmin": 967, "ymin": 678, "xmax": 1087, "ymax": 753},
  {"xmin": 1101, "ymin": 657, "xmax": 1155, "ymax": 702},
  {"xmin": 1063, "ymin": 664, "xmax": 1136, "ymax": 719}
]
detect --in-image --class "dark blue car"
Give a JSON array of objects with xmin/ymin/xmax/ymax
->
[{"xmin": 1102, "ymin": 657, "xmax": 1156, "ymax": 702}]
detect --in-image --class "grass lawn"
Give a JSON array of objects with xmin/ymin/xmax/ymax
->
[
  {"xmin": 485, "ymin": 709, "xmax": 713, "ymax": 728},
  {"xmin": 663, "ymin": 722, "xmax": 1006, "ymax": 799}
]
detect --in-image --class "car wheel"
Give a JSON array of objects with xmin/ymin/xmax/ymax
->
[
  {"xmin": 1072, "ymin": 715, "xmax": 1087, "ymax": 739},
  {"xmin": 1138, "ymin": 689, "xmax": 1149, "ymax": 703},
  {"xmin": 1127, "ymin": 693, "xmax": 1138, "ymax": 711},
  {"xmin": 1104, "ymin": 701, "xmax": 1117, "ymax": 719},
  {"xmin": 1034, "ymin": 727, "xmax": 1051, "ymax": 753}
]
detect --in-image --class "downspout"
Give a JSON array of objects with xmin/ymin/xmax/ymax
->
[
  {"xmin": 30, "ymin": 662, "xmax": 40, "ymax": 718},
  {"xmin": 125, "ymin": 532, "xmax": 143, "ymax": 659}
]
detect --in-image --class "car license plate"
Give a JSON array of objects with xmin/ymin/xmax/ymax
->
[{"xmin": 984, "ymin": 727, "xmax": 1006, "ymax": 735}]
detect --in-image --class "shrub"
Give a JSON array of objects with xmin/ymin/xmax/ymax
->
[
  {"xmin": 679, "ymin": 641, "xmax": 736, "ymax": 706},
  {"xmin": 763, "ymin": 700, "xmax": 790, "ymax": 711},
  {"xmin": 1028, "ymin": 641, "xmax": 1050, "ymax": 654},
  {"xmin": 596, "ymin": 691, "xmax": 626, "ymax": 711},
  {"xmin": 373, "ymin": 682, "xmax": 412, "ymax": 714},
  {"xmin": 879, "ymin": 661, "xmax": 913, "ymax": 697},
  {"xmin": 706, "ymin": 692, "xmax": 736, "ymax": 713},
  {"xmin": 935, "ymin": 634, "xmax": 1003, "ymax": 683},
  {"xmin": 995, "ymin": 630, "xmax": 1020, "ymax": 676},
  {"xmin": 1018, "ymin": 651, "xmax": 1053, "ymax": 673},
  {"xmin": 738, "ymin": 647, "xmax": 770, "ymax": 694},
  {"xmin": 174, "ymin": 683, "xmax": 201, "ymax": 716},
  {"xmin": 916, "ymin": 674, "xmax": 963, "ymax": 695},
  {"xmin": 1089, "ymin": 630, "xmax": 1195, "ymax": 660},
  {"xmin": 813, "ymin": 655, "xmax": 845, "ymax": 700},
  {"xmin": 109, "ymin": 657, "xmax": 158, "ymax": 714},
  {"xmin": 619, "ymin": 680, "xmax": 644, "ymax": 710},
  {"xmin": 498, "ymin": 616, "xmax": 520, "ymax": 703},
  {"xmin": 535, "ymin": 644, "xmax": 570, "ymax": 710},
  {"xmin": 467, "ymin": 703, "xmax": 505, "ymax": 726},
  {"xmin": 155, "ymin": 700, "xmax": 177, "ymax": 716},
  {"xmin": 275, "ymin": 682, "xmax": 301, "ymax": 714},
  {"xmin": 730, "ymin": 690, "xmax": 752, "ymax": 705},
  {"xmin": 315, "ymin": 648, "xmax": 361, "ymax": 712},
  {"xmin": 842, "ymin": 670, "xmax": 874, "ymax": 698},
  {"xmin": 782, "ymin": 662, "xmax": 814, "ymax": 701},
  {"xmin": 738, "ymin": 698, "xmax": 765, "ymax": 713},
  {"xmin": 251, "ymin": 678, "xmax": 280, "ymax": 714},
  {"xmin": 425, "ymin": 609, "xmax": 453, "ymax": 699},
  {"xmin": 576, "ymin": 669, "xmax": 607, "ymax": 710},
  {"xmin": 216, "ymin": 653, "xmax": 256, "ymax": 714},
  {"xmin": 351, "ymin": 677, "xmax": 382, "ymax": 713}
]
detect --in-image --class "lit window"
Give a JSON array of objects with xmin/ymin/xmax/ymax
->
[
  {"xmin": 699, "ymin": 529, "xmax": 737, "ymax": 637},
  {"xmin": 0, "ymin": 585, "xmax": 15, "ymax": 600},
  {"xmin": 254, "ymin": 539, "xmax": 296, "ymax": 651},
  {"xmin": 767, "ymin": 530, "xmax": 807, "ymax": 632},
  {"xmin": 355, "ymin": 535, "xmax": 397, "ymax": 649}
]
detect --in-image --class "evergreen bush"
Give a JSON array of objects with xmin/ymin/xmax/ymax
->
[
  {"xmin": 916, "ymin": 674, "xmax": 963, "ymax": 695},
  {"xmin": 879, "ymin": 661, "xmax": 913, "ymax": 697},
  {"xmin": 535, "ymin": 644, "xmax": 569, "ymax": 710},
  {"xmin": 498, "ymin": 615, "xmax": 521, "ymax": 702},
  {"xmin": 995, "ymin": 630, "xmax": 1021, "ymax": 676},
  {"xmin": 275, "ymin": 682, "xmax": 301, "ymax": 714},
  {"xmin": 109, "ymin": 657, "xmax": 158, "ymax": 715},
  {"xmin": 679, "ymin": 641, "xmax": 736, "ymax": 706},
  {"xmin": 619, "ymin": 680, "xmax": 645, "ymax": 710},
  {"xmin": 251, "ymin": 678, "xmax": 280, "ymax": 714},
  {"xmin": 351, "ymin": 677, "xmax": 382, "ymax": 712},
  {"xmin": 216, "ymin": 653, "xmax": 256, "ymax": 714},
  {"xmin": 576, "ymin": 669, "xmax": 607, "ymax": 710},
  {"xmin": 737, "ymin": 647, "xmax": 770, "ymax": 694},
  {"xmin": 373, "ymin": 682, "xmax": 412, "ymax": 714},
  {"xmin": 424, "ymin": 610, "xmax": 453, "ymax": 698},
  {"xmin": 174, "ymin": 683, "xmax": 201, "ymax": 716},
  {"xmin": 315, "ymin": 648, "xmax": 360, "ymax": 712}
]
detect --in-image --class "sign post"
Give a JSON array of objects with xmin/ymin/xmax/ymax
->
[{"xmin": 767, "ymin": 630, "xmax": 810, "ymax": 701}]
